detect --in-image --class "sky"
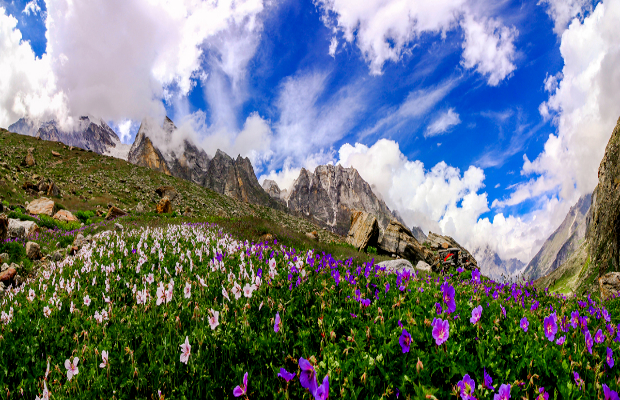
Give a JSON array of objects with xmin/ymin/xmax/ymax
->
[{"xmin": 1, "ymin": 0, "xmax": 619, "ymax": 265}]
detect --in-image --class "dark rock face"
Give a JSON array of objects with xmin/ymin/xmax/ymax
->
[
  {"xmin": 426, "ymin": 232, "xmax": 478, "ymax": 270},
  {"xmin": 286, "ymin": 165, "xmax": 395, "ymax": 236},
  {"xmin": 159, "ymin": 117, "xmax": 210, "ymax": 185},
  {"xmin": 128, "ymin": 120, "xmax": 172, "ymax": 176},
  {"xmin": 10, "ymin": 116, "xmax": 122, "ymax": 156},
  {"xmin": 378, "ymin": 220, "xmax": 437, "ymax": 266},
  {"xmin": 524, "ymin": 193, "xmax": 591, "ymax": 281},
  {"xmin": 588, "ymin": 117, "xmax": 620, "ymax": 277}
]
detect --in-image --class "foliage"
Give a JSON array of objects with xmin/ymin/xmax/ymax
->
[
  {"xmin": 0, "ymin": 241, "xmax": 26, "ymax": 264},
  {"xmin": 367, "ymin": 246, "xmax": 377, "ymax": 254},
  {"xmin": 74, "ymin": 210, "xmax": 95, "ymax": 224},
  {"xmin": 1, "ymin": 223, "xmax": 618, "ymax": 400},
  {"xmin": 6, "ymin": 211, "xmax": 81, "ymax": 232}
]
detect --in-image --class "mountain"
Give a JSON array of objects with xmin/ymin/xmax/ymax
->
[
  {"xmin": 285, "ymin": 164, "xmax": 397, "ymax": 236},
  {"xmin": 8, "ymin": 116, "xmax": 130, "ymax": 159},
  {"xmin": 128, "ymin": 119, "xmax": 172, "ymax": 176},
  {"xmin": 411, "ymin": 226, "xmax": 427, "ymax": 243},
  {"xmin": 524, "ymin": 193, "xmax": 592, "ymax": 281},
  {"xmin": 472, "ymin": 245, "xmax": 525, "ymax": 282}
]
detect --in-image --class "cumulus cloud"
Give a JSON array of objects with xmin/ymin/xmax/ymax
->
[
  {"xmin": 1, "ymin": 0, "xmax": 265, "ymax": 130},
  {"xmin": 425, "ymin": 108, "xmax": 461, "ymax": 137},
  {"xmin": 315, "ymin": 0, "xmax": 518, "ymax": 85},
  {"xmin": 498, "ymin": 1, "xmax": 620, "ymax": 209},
  {"xmin": 460, "ymin": 14, "xmax": 518, "ymax": 86},
  {"xmin": 22, "ymin": 0, "xmax": 41, "ymax": 16},
  {"xmin": 336, "ymin": 138, "xmax": 566, "ymax": 263},
  {"xmin": 538, "ymin": 0, "xmax": 592, "ymax": 36}
]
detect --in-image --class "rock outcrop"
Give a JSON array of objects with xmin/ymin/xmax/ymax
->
[
  {"xmin": 586, "ymin": 117, "xmax": 620, "ymax": 278},
  {"xmin": 262, "ymin": 180, "xmax": 283, "ymax": 200},
  {"xmin": 287, "ymin": 165, "xmax": 395, "ymax": 236},
  {"xmin": 23, "ymin": 148, "xmax": 35, "ymax": 167},
  {"xmin": 8, "ymin": 219, "xmax": 40, "ymax": 238},
  {"xmin": 53, "ymin": 210, "xmax": 78, "ymax": 222},
  {"xmin": 524, "ymin": 193, "xmax": 591, "ymax": 281},
  {"xmin": 9, "ymin": 116, "xmax": 128, "ymax": 158},
  {"xmin": 26, "ymin": 198, "xmax": 56, "ymax": 216},
  {"xmin": 600, "ymin": 272, "xmax": 620, "ymax": 300},
  {"xmin": 378, "ymin": 220, "xmax": 436, "ymax": 266},
  {"xmin": 346, "ymin": 211, "xmax": 379, "ymax": 250},
  {"xmin": 26, "ymin": 242, "xmax": 41, "ymax": 260},
  {"xmin": 155, "ymin": 186, "xmax": 178, "ymax": 202},
  {"xmin": 105, "ymin": 206, "xmax": 127, "ymax": 220},
  {"xmin": 128, "ymin": 120, "xmax": 172, "ymax": 176},
  {"xmin": 157, "ymin": 197, "xmax": 172, "ymax": 214},
  {"xmin": 426, "ymin": 232, "xmax": 478, "ymax": 269}
]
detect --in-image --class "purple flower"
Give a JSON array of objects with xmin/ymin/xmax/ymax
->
[
  {"xmin": 299, "ymin": 357, "xmax": 318, "ymax": 395},
  {"xmin": 573, "ymin": 371, "xmax": 584, "ymax": 390},
  {"xmin": 608, "ymin": 347, "xmax": 615, "ymax": 369},
  {"xmin": 457, "ymin": 374, "xmax": 476, "ymax": 400},
  {"xmin": 470, "ymin": 305, "xmax": 482, "ymax": 325},
  {"xmin": 441, "ymin": 283, "xmax": 457, "ymax": 313},
  {"xmin": 233, "ymin": 372, "xmax": 248, "ymax": 397},
  {"xmin": 494, "ymin": 384, "xmax": 511, "ymax": 400},
  {"xmin": 556, "ymin": 336, "xmax": 566, "ymax": 345},
  {"xmin": 538, "ymin": 387, "xmax": 549, "ymax": 400},
  {"xmin": 274, "ymin": 312, "xmax": 281, "ymax": 333},
  {"xmin": 431, "ymin": 318, "xmax": 450, "ymax": 346},
  {"xmin": 483, "ymin": 368, "xmax": 494, "ymax": 390},
  {"xmin": 500, "ymin": 305, "xmax": 506, "ymax": 317},
  {"xmin": 543, "ymin": 313, "xmax": 558, "ymax": 342},
  {"xmin": 520, "ymin": 317, "xmax": 529, "ymax": 332},
  {"xmin": 603, "ymin": 308, "xmax": 611, "ymax": 322},
  {"xmin": 278, "ymin": 367, "xmax": 296, "ymax": 382},
  {"xmin": 435, "ymin": 302, "xmax": 443, "ymax": 315},
  {"xmin": 399, "ymin": 329, "xmax": 412, "ymax": 353},
  {"xmin": 595, "ymin": 329, "xmax": 606, "ymax": 344},
  {"xmin": 314, "ymin": 375, "xmax": 329, "ymax": 400},
  {"xmin": 585, "ymin": 330, "xmax": 593, "ymax": 354},
  {"xmin": 603, "ymin": 384, "xmax": 620, "ymax": 400},
  {"xmin": 472, "ymin": 269, "xmax": 481, "ymax": 284}
]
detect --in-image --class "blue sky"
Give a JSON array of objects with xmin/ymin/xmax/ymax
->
[{"xmin": 1, "ymin": 0, "xmax": 618, "ymax": 264}]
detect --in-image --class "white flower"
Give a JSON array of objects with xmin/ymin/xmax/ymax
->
[
  {"xmin": 64, "ymin": 357, "xmax": 79, "ymax": 381},
  {"xmin": 43, "ymin": 306, "xmax": 52, "ymax": 318},
  {"xmin": 28, "ymin": 289, "xmax": 36, "ymax": 302},
  {"xmin": 83, "ymin": 295, "xmax": 91, "ymax": 307},
  {"xmin": 259, "ymin": 301, "xmax": 263, "ymax": 310},
  {"xmin": 208, "ymin": 309, "xmax": 220, "ymax": 330},
  {"xmin": 156, "ymin": 282, "xmax": 166, "ymax": 306},
  {"xmin": 184, "ymin": 282, "xmax": 191, "ymax": 299},
  {"xmin": 180, "ymin": 336, "xmax": 191, "ymax": 365},
  {"xmin": 232, "ymin": 282, "xmax": 242, "ymax": 300},
  {"xmin": 222, "ymin": 286, "xmax": 230, "ymax": 302},
  {"xmin": 94, "ymin": 311, "xmax": 103, "ymax": 324},
  {"xmin": 70, "ymin": 301, "xmax": 76, "ymax": 314},
  {"xmin": 146, "ymin": 273, "xmax": 154, "ymax": 284},
  {"xmin": 243, "ymin": 283, "xmax": 253, "ymax": 298},
  {"xmin": 99, "ymin": 350, "xmax": 108, "ymax": 368}
]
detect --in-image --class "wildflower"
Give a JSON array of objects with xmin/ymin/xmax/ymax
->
[
  {"xmin": 608, "ymin": 347, "xmax": 615, "ymax": 368},
  {"xmin": 70, "ymin": 301, "xmax": 76, "ymax": 314},
  {"xmin": 431, "ymin": 318, "xmax": 450, "ymax": 346},
  {"xmin": 457, "ymin": 374, "xmax": 476, "ymax": 400},
  {"xmin": 233, "ymin": 372, "xmax": 248, "ymax": 397},
  {"xmin": 472, "ymin": 269, "xmax": 481, "ymax": 284},
  {"xmin": 603, "ymin": 384, "xmax": 620, "ymax": 400},
  {"xmin": 520, "ymin": 317, "xmax": 529, "ymax": 332},
  {"xmin": 156, "ymin": 282, "xmax": 166, "ymax": 305},
  {"xmin": 556, "ymin": 336, "xmax": 566, "ymax": 345},
  {"xmin": 146, "ymin": 273, "xmax": 154, "ymax": 284},
  {"xmin": 537, "ymin": 387, "xmax": 549, "ymax": 400},
  {"xmin": 595, "ymin": 329, "xmax": 606, "ymax": 344},
  {"xmin": 43, "ymin": 306, "xmax": 51, "ymax": 318},
  {"xmin": 274, "ymin": 312, "xmax": 281, "ymax": 333},
  {"xmin": 232, "ymin": 282, "xmax": 242, "ymax": 300},
  {"xmin": 28, "ymin": 289, "xmax": 35, "ymax": 302},
  {"xmin": 500, "ymin": 305, "xmax": 506, "ymax": 317},
  {"xmin": 179, "ymin": 336, "xmax": 191, "ymax": 365},
  {"xmin": 470, "ymin": 305, "xmax": 482, "ymax": 325},
  {"xmin": 585, "ymin": 330, "xmax": 593, "ymax": 354},
  {"xmin": 399, "ymin": 329, "xmax": 411, "ymax": 353},
  {"xmin": 570, "ymin": 311, "xmax": 579, "ymax": 329},
  {"xmin": 243, "ymin": 283, "xmax": 254, "ymax": 298},
  {"xmin": 315, "ymin": 375, "xmax": 329, "ymax": 400},
  {"xmin": 64, "ymin": 357, "xmax": 79, "ymax": 381},
  {"xmin": 299, "ymin": 357, "xmax": 318, "ymax": 395},
  {"xmin": 222, "ymin": 286, "xmax": 230, "ymax": 301},
  {"xmin": 494, "ymin": 384, "xmax": 511, "ymax": 400},
  {"xmin": 278, "ymin": 368, "xmax": 296, "ymax": 382},
  {"xmin": 83, "ymin": 294, "xmax": 91, "ymax": 307},
  {"xmin": 99, "ymin": 350, "xmax": 108, "ymax": 368},
  {"xmin": 184, "ymin": 282, "xmax": 191, "ymax": 299},
  {"xmin": 94, "ymin": 311, "xmax": 103, "ymax": 324},
  {"xmin": 543, "ymin": 313, "xmax": 557, "ymax": 342},
  {"xmin": 483, "ymin": 368, "xmax": 495, "ymax": 390},
  {"xmin": 441, "ymin": 283, "xmax": 456, "ymax": 313},
  {"xmin": 573, "ymin": 371, "xmax": 584, "ymax": 390},
  {"xmin": 435, "ymin": 302, "xmax": 443, "ymax": 315},
  {"xmin": 208, "ymin": 309, "xmax": 220, "ymax": 330},
  {"xmin": 416, "ymin": 358, "xmax": 423, "ymax": 373}
]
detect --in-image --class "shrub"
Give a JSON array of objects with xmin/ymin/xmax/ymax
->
[
  {"xmin": 366, "ymin": 246, "xmax": 377, "ymax": 254},
  {"xmin": 75, "ymin": 210, "xmax": 95, "ymax": 224},
  {"xmin": 0, "ymin": 241, "xmax": 26, "ymax": 263}
]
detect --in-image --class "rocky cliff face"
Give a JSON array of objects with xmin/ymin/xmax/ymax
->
[
  {"xmin": 587, "ymin": 117, "xmax": 620, "ymax": 278},
  {"xmin": 524, "ymin": 193, "xmax": 591, "ymax": 281},
  {"xmin": 286, "ymin": 164, "xmax": 396, "ymax": 236},
  {"xmin": 9, "ymin": 116, "xmax": 129, "ymax": 158},
  {"xmin": 128, "ymin": 120, "xmax": 172, "ymax": 176}
]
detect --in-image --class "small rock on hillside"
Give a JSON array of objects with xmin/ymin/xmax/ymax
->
[
  {"xmin": 600, "ymin": 272, "xmax": 620, "ymax": 300},
  {"xmin": 26, "ymin": 197, "xmax": 56, "ymax": 216},
  {"xmin": 0, "ymin": 266, "xmax": 16, "ymax": 284},
  {"xmin": 105, "ymin": 206, "xmax": 127, "ymax": 220},
  {"xmin": 26, "ymin": 242, "xmax": 41, "ymax": 260},
  {"xmin": 53, "ymin": 210, "xmax": 78, "ymax": 222},
  {"xmin": 8, "ymin": 219, "xmax": 39, "ymax": 238},
  {"xmin": 156, "ymin": 186, "xmax": 178, "ymax": 202},
  {"xmin": 23, "ymin": 148, "xmax": 35, "ymax": 167},
  {"xmin": 157, "ymin": 197, "xmax": 172, "ymax": 214},
  {"xmin": 346, "ymin": 211, "xmax": 379, "ymax": 250}
]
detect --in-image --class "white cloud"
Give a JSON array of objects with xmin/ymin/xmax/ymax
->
[
  {"xmin": 116, "ymin": 120, "xmax": 136, "ymax": 144},
  {"xmin": 328, "ymin": 37, "xmax": 338, "ymax": 57},
  {"xmin": 335, "ymin": 138, "xmax": 568, "ymax": 263},
  {"xmin": 1, "ymin": 0, "xmax": 266, "ymax": 129},
  {"xmin": 460, "ymin": 14, "xmax": 518, "ymax": 86},
  {"xmin": 315, "ymin": 0, "xmax": 518, "ymax": 86},
  {"xmin": 538, "ymin": 0, "xmax": 592, "ymax": 36},
  {"xmin": 22, "ymin": 0, "xmax": 41, "ymax": 16},
  {"xmin": 425, "ymin": 108, "xmax": 461, "ymax": 137},
  {"xmin": 500, "ymin": 1, "xmax": 620, "ymax": 209}
]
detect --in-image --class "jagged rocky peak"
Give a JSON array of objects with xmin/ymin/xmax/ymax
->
[
  {"xmin": 286, "ymin": 163, "xmax": 396, "ymax": 236},
  {"xmin": 410, "ymin": 226, "xmax": 427, "ymax": 243},
  {"xmin": 262, "ymin": 179, "xmax": 281, "ymax": 198},
  {"xmin": 8, "ymin": 115, "xmax": 128, "ymax": 158},
  {"xmin": 524, "ymin": 192, "xmax": 592, "ymax": 281},
  {"xmin": 473, "ymin": 244, "xmax": 525, "ymax": 282},
  {"xmin": 128, "ymin": 116, "xmax": 209, "ymax": 184}
]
